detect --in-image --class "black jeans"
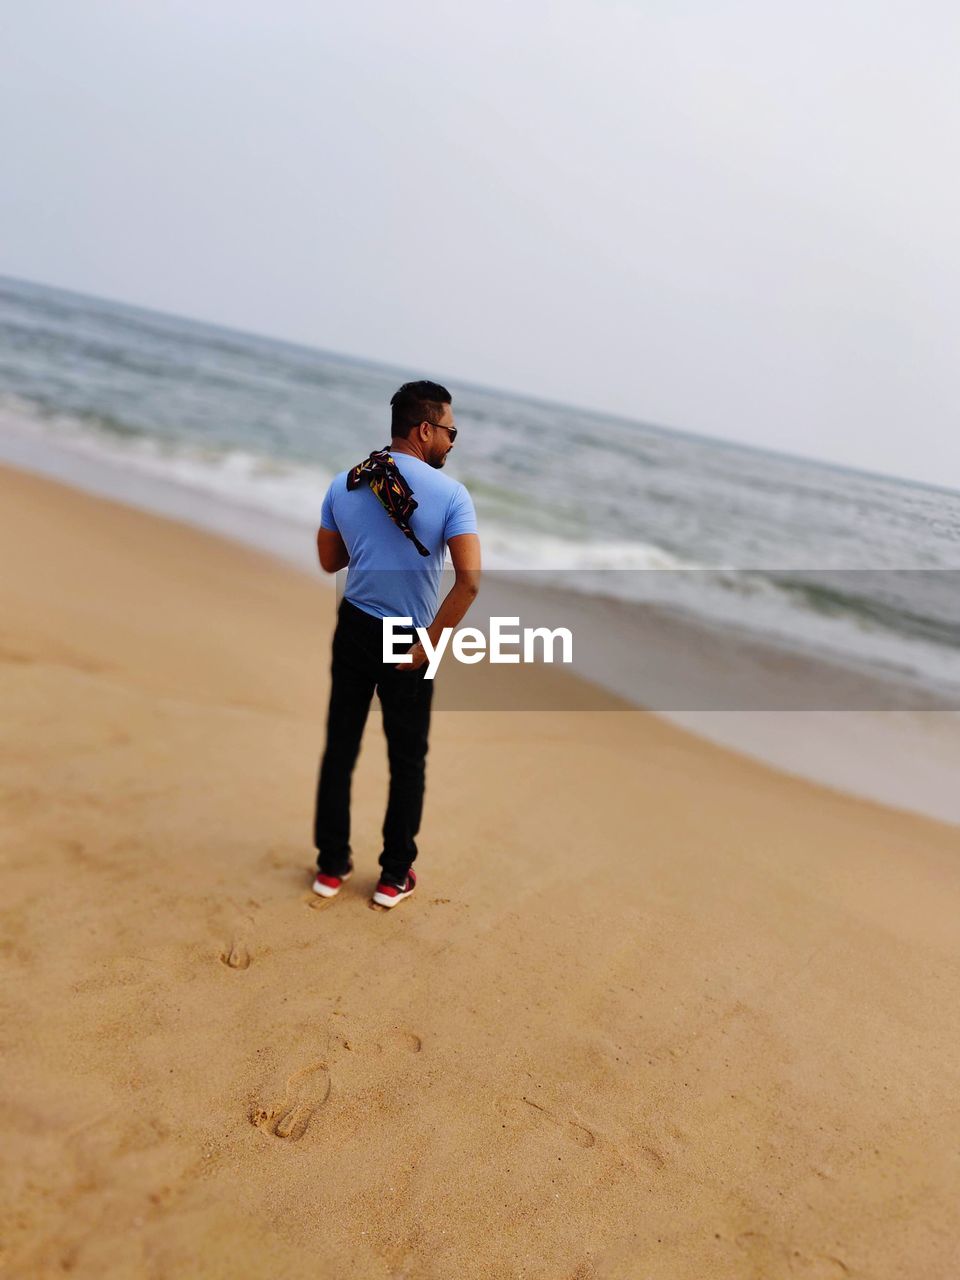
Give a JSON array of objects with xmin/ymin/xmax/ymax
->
[{"xmin": 313, "ymin": 598, "xmax": 434, "ymax": 885}]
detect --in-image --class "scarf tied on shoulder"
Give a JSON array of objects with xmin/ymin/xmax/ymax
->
[{"xmin": 346, "ymin": 449, "xmax": 430, "ymax": 557}]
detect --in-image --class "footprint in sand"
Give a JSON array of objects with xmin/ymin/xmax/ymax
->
[
  {"xmin": 496, "ymin": 1094, "xmax": 596, "ymax": 1149},
  {"xmin": 219, "ymin": 940, "xmax": 251, "ymax": 970},
  {"xmin": 215, "ymin": 898, "xmax": 258, "ymax": 968},
  {"xmin": 379, "ymin": 1028, "xmax": 422, "ymax": 1054},
  {"xmin": 305, "ymin": 893, "xmax": 337, "ymax": 912},
  {"xmin": 787, "ymin": 1254, "xmax": 849, "ymax": 1278},
  {"xmin": 636, "ymin": 1144, "xmax": 666, "ymax": 1170},
  {"xmin": 735, "ymin": 1233, "xmax": 849, "ymax": 1278},
  {"xmin": 252, "ymin": 1062, "xmax": 331, "ymax": 1142}
]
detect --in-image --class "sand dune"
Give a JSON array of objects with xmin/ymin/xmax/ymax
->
[{"xmin": 1, "ymin": 464, "xmax": 958, "ymax": 1279}]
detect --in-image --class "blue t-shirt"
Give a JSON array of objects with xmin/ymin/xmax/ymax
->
[{"xmin": 320, "ymin": 451, "xmax": 477, "ymax": 628}]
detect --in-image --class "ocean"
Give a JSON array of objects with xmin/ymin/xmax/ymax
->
[{"xmin": 2, "ymin": 274, "xmax": 959, "ymax": 701}]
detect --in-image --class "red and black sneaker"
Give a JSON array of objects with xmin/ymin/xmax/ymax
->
[
  {"xmin": 312, "ymin": 865, "xmax": 353, "ymax": 899},
  {"xmin": 372, "ymin": 869, "xmax": 417, "ymax": 909}
]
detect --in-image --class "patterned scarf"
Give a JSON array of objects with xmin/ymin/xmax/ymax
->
[{"xmin": 346, "ymin": 449, "xmax": 430, "ymax": 557}]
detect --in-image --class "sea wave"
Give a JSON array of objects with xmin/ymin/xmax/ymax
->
[
  {"xmin": 0, "ymin": 394, "xmax": 336, "ymax": 525},
  {"xmin": 3, "ymin": 392, "xmax": 960, "ymax": 692}
]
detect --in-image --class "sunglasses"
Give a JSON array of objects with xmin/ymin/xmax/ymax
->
[{"xmin": 425, "ymin": 420, "xmax": 458, "ymax": 442}]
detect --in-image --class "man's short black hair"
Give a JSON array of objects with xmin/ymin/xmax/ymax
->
[{"xmin": 390, "ymin": 380, "xmax": 452, "ymax": 439}]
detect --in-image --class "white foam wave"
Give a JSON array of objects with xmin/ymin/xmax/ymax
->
[
  {"xmin": 480, "ymin": 525, "xmax": 699, "ymax": 572},
  {"xmin": 0, "ymin": 396, "xmax": 335, "ymax": 526}
]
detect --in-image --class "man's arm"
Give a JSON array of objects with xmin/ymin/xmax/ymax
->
[
  {"xmin": 317, "ymin": 527, "xmax": 350, "ymax": 573},
  {"xmin": 399, "ymin": 533, "xmax": 481, "ymax": 670}
]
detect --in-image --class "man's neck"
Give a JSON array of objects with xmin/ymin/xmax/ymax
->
[{"xmin": 388, "ymin": 437, "xmax": 426, "ymax": 462}]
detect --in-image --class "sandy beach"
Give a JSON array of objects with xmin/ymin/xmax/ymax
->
[{"xmin": 2, "ymin": 462, "xmax": 959, "ymax": 1280}]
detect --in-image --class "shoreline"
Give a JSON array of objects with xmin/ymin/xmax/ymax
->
[
  {"xmin": 2, "ymin": 461, "xmax": 959, "ymax": 1277},
  {"xmin": 3, "ymin": 435, "xmax": 960, "ymax": 825}
]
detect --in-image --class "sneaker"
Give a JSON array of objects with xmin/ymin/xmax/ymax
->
[
  {"xmin": 372, "ymin": 869, "xmax": 417, "ymax": 909},
  {"xmin": 312, "ymin": 866, "xmax": 353, "ymax": 898}
]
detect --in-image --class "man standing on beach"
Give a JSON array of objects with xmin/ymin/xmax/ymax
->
[{"xmin": 312, "ymin": 381, "xmax": 481, "ymax": 908}]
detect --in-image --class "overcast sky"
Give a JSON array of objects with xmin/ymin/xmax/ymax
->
[{"xmin": 1, "ymin": 1, "xmax": 958, "ymax": 488}]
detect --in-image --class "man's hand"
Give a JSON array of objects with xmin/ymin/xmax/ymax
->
[
  {"xmin": 397, "ymin": 641, "xmax": 428, "ymax": 672},
  {"xmin": 396, "ymin": 534, "xmax": 481, "ymax": 673}
]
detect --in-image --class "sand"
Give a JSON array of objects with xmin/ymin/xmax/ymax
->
[{"xmin": 1, "ymin": 463, "xmax": 959, "ymax": 1280}]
